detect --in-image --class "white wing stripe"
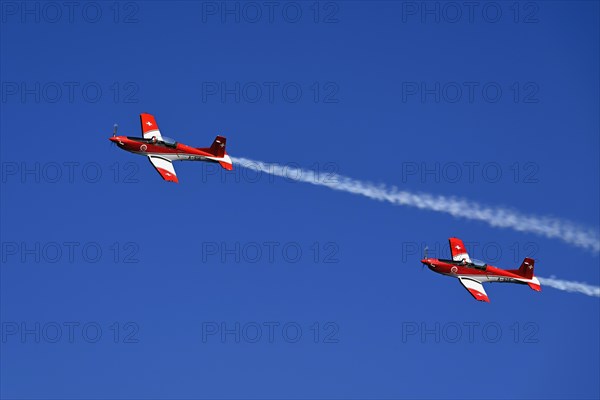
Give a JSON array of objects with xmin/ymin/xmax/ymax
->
[
  {"xmin": 148, "ymin": 155, "xmax": 177, "ymax": 181},
  {"xmin": 143, "ymin": 129, "xmax": 162, "ymax": 140},
  {"xmin": 458, "ymin": 276, "xmax": 489, "ymax": 301},
  {"xmin": 452, "ymin": 252, "xmax": 472, "ymax": 263}
]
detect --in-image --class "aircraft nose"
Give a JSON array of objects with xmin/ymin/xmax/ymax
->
[{"xmin": 109, "ymin": 136, "xmax": 125, "ymax": 146}]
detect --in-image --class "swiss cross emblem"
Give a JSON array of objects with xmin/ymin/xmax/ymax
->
[
  {"xmin": 455, "ymin": 245, "xmax": 461, "ymax": 250},
  {"xmin": 146, "ymin": 121, "xmax": 153, "ymax": 126}
]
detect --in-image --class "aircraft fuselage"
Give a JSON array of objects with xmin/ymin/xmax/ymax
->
[
  {"xmin": 421, "ymin": 258, "xmax": 533, "ymax": 285},
  {"xmin": 109, "ymin": 135, "xmax": 223, "ymax": 163}
]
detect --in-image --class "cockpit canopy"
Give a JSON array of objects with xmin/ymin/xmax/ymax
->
[
  {"xmin": 471, "ymin": 258, "xmax": 487, "ymax": 270},
  {"xmin": 161, "ymin": 136, "xmax": 177, "ymax": 147}
]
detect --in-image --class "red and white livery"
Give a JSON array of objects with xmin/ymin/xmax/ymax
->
[
  {"xmin": 109, "ymin": 113, "xmax": 233, "ymax": 183},
  {"xmin": 421, "ymin": 237, "xmax": 541, "ymax": 303}
]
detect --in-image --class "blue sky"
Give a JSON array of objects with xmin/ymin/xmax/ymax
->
[{"xmin": 1, "ymin": 1, "xmax": 599, "ymax": 399}]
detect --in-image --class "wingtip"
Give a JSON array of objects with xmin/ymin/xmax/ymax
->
[{"xmin": 467, "ymin": 288, "xmax": 490, "ymax": 303}]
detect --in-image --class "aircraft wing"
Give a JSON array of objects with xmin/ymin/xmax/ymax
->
[
  {"xmin": 148, "ymin": 155, "xmax": 178, "ymax": 183},
  {"xmin": 449, "ymin": 237, "xmax": 471, "ymax": 263},
  {"xmin": 458, "ymin": 277, "xmax": 490, "ymax": 302},
  {"xmin": 140, "ymin": 113, "xmax": 163, "ymax": 140}
]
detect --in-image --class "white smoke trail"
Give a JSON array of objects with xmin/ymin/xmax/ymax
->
[
  {"xmin": 233, "ymin": 157, "xmax": 600, "ymax": 253},
  {"xmin": 538, "ymin": 276, "xmax": 600, "ymax": 297},
  {"xmin": 232, "ymin": 158, "xmax": 600, "ymax": 297}
]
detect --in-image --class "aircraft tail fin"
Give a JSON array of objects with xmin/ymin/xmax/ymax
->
[
  {"xmin": 508, "ymin": 257, "xmax": 541, "ymax": 292},
  {"xmin": 515, "ymin": 257, "xmax": 535, "ymax": 279},
  {"xmin": 208, "ymin": 136, "xmax": 226, "ymax": 158},
  {"xmin": 510, "ymin": 258, "xmax": 541, "ymax": 291},
  {"xmin": 511, "ymin": 257, "xmax": 535, "ymax": 280},
  {"xmin": 197, "ymin": 136, "xmax": 232, "ymax": 170}
]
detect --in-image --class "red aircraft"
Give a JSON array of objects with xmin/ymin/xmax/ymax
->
[
  {"xmin": 421, "ymin": 237, "xmax": 541, "ymax": 302},
  {"xmin": 109, "ymin": 113, "xmax": 233, "ymax": 183}
]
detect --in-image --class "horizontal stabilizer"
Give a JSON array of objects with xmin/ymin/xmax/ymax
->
[
  {"xmin": 219, "ymin": 160, "xmax": 233, "ymax": 171},
  {"xmin": 528, "ymin": 281, "xmax": 542, "ymax": 291}
]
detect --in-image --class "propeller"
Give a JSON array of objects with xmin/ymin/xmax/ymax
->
[
  {"xmin": 109, "ymin": 123, "xmax": 119, "ymax": 149},
  {"xmin": 422, "ymin": 246, "xmax": 428, "ymax": 271}
]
